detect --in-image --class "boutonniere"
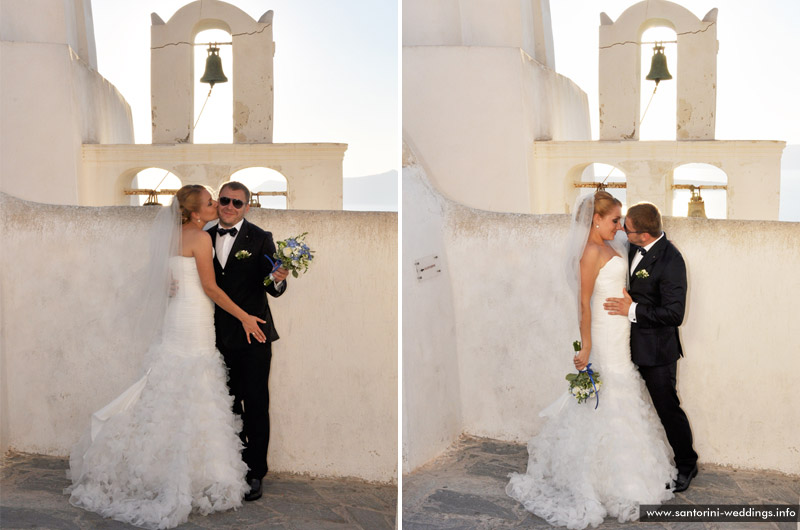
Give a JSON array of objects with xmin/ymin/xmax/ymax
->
[
  {"xmin": 635, "ymin": 269, "xmax": 650, "ymax": 279},
  {"xmin": 235, "ymin": 250, "xmax": 252, "ymax": 260}
]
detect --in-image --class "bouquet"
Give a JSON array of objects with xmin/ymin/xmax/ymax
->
[
  {"xmin": 263, "ymin": 232, "xmax": 315, "ymax": 287},
  {"xmin": 566, "ymin": 340, "xmax": 602, "ymax": 408}
]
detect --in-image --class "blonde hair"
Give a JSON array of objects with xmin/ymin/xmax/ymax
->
[
  {"xmin": 593, "ymin": 190, "xmax": 622, "ymax": 217},
  {"xmin": 175, "ymin": 184, "xmax": 212, "ymax": 225}
]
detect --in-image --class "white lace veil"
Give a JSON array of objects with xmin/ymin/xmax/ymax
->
[
  {"xmin": 564, "ymin": 192, "xmax": 628, "ymax": 327},
  {"xmin": 134, "ymin": 197, "xmax": 182, "ymax": 358}
]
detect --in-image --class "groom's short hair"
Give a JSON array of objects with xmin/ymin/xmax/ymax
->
[
  {"xmin": 219, "ymin": 181, "xmax": 251, "ymax": 202},
  {"xmin": 626, "ymin": 202, "xmax": 662, "ymax": 237}
]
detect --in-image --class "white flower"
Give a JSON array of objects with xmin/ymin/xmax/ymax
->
[
  {"xmin": 282, "ymin": 247, "xmax": 293, "ymax": 258},
  {"xmin": 235, "ymin": 250, "xmax": 251, "ymax": 260},
  {"xmin": 636, "ymin": 269, "xmax": 650, "ymax": 279}
]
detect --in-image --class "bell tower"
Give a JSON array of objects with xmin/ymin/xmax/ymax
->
[
  {"xmin": 150, "ymin": 0, "xmax": 275, "ymax": 144},
  {"xmin": 598, "ymin": 1, "xmax": 718, "ymax": 140}
]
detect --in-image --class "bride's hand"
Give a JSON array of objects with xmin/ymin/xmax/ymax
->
[
  {"xmin": 573, "ymin": 349, "xmax": 590, "ymax": 371},
  {"xmin": 241, "ymin": 314, "xmax": 267, "ymax": 344}
]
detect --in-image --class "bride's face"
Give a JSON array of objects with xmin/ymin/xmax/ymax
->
[
  {"xmin": 595, "ymin": 205, "xmax": 623, "ymax": 241},
  {"xmin": 196, "ymin": 190, "xmax": 219, "ymax": 223}
]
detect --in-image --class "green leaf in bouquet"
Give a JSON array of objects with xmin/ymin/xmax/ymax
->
[
  {"xmin": 573, "ymin": 340, "xmax": 582, "ymax": 352},
  {"xmin": 565, "ymin": 373, "xmax": 577, "ymax": 382},
  {"xmin": 292, "ymin": 270, "xmax": 299, "ymax": 278}
]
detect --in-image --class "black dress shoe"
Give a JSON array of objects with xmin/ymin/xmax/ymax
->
[
  {"xmin": 673, "ymin": 465, "xmax": 698, "ymax": 493},
  {"xmin": 244, "ymin": 478, "xmax": 262, "ymax": 501}
]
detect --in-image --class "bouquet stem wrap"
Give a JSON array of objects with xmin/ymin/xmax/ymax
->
[{"xmin": 580, "ymin": 363, "xmax": 600, "ymax": 410}]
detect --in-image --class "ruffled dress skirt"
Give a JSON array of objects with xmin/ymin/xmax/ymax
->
[
  {"xmin": 66, "ymin": 258, "xmax": 248, "ymax": 529},
  {"xmin": 506, "ymin": 256, "xmax": 676, "ymax": 529}
]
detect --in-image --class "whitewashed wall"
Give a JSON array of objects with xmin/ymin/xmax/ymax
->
[
  {"xmin": 0, "ymin": 0, "xmax": 134, "ymax": 205},
  {"xmin": 403, "ymin": 164, "xmax": 800, "ymax": 476},
  {"xmin": 0, "ymin": 193, "xmax": 397, "ymax": 482},
  {"xmin": 403, "ymin": 0, "xmax": 590, "ymax": 216},
  {"xmin": 402, "ymin": 159, "xmax": 463, "ymax": 473},
  {"xmin": 403, "ymin": 46, "xmax": 590, "ymax": 216}
]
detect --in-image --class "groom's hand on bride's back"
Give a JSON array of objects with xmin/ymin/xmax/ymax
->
[{"xmin": 604, "ymin": 288, "xmax": 632, "ymax": 316}]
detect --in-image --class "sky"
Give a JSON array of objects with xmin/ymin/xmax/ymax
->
[{"xmin": 91, "ymin": 0, "xmax": 399, "ymax": 181}]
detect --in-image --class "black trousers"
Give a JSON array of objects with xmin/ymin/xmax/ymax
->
[
  {"xmin": 219, "ymin": 341, "xmax": 272, "ymax": 480},
  {"xmin": 638, "ymin": 361, "xmax": 698, "ymax": 474}
]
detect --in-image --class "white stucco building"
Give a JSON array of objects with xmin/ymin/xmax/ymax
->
[
  {"xmin": 1, "ymin": 0, "xmax": 347, "ymax": 209},
  {"xmin": 0, "ymin": 0, "xmax": 134, "ymax": 205},
  {"xmin": 403, "ymin": 0, "xmax": 785, "ymax": 220}
]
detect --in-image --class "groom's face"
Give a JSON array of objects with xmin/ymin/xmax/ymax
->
[
  {"xmin": 624, "ymin": 218, "xmax": 646, "ymax": 246},
  {"xmin": 217, "ymin": 188, "xmax": 249, "ymax": 228}
]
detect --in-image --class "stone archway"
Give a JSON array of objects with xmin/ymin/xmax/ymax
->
[
  {"xmin": 672, "ymin": 163, "xmax": 728, "ymax": 218},
  {"xmin": 128, "ymin": 168, "xmax": 183, "ymax": 205},
  {"xmin": 575, "ymin": 163, "xmax": 628, "ymax": 208}
]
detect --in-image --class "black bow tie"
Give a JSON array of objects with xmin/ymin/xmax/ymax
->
[
  {"xmin": 218, "ymin": 227, "xmax": 238, "ymax": 237},
  {"xmin": 636, "ymin": 246, "xmax": 647, "ymax": 256}
]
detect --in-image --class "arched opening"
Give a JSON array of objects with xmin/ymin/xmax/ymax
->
[
  {"xmin": 672, "ymin": 163, "xmax": 727, "ymax": 218},
  {"xmin": 579, "ymin": 163, "xmax": 627, "ymax": 208},
  {"xmin": 193, "ymin": 28, "xmax": 233, "ymax": 144},
  {"xmin": 639, "ymin": 26, "xmax": 677, "ymax": 140},
  {"xmin": 130, "ymin": 168, "xmax": 182, "ymax": 206},
  {"xmin": 230, "ymin": 167, "xmax": 287, "ymax": 209}
]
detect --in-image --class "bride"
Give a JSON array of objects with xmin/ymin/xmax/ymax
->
[
  {"xmin": 506, "ymin": 191, "xmax": 676, "ymax": 529},
  {"xmin": 66, "ymin": 185, "xmax": 265, "ymax": 529}
]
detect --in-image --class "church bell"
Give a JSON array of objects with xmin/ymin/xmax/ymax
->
[
  {"xmin": 646, "ymin": 43, "xmax": 672, "ymax": 85},
  {"xmin": 200, "ymin": 45, "xmax": 228, "ymax": 87},
  {"xmin": 687, "ymin": 186, "xmax": 707, "ymax": 218}
]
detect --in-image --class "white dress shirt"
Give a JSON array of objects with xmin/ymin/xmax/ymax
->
[
  {"xmin": 215, "ymin": 220, "xmax": 285, "ymax": 290},
  {"xmin": 628, "ymin": 233, "xmax": 664, "ymax": 323},
  {"xmin": 215, "ymin": 220, "xmax": 244, "ymax": 268}
]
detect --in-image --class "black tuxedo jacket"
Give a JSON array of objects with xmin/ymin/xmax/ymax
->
[
  {"xmin": 208, "ymin": 219, "xmax": 286, "ymax": 349},
  {"xmin": 628, "ymin": 234, "xmax": 687, "ymax": 367}
]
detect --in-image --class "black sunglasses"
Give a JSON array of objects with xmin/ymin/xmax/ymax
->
[{"xmin": 219, "ymin": 196, "xmax": 245, "ymax": 209}]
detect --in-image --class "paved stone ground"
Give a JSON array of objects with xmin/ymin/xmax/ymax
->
[
  {"xmin": 403, "ymin": 436, "xmax": 800, "ymax": 530},
  {"xmin": 0, "ymin": 452, "xmax": 396, "ymax": 529}
]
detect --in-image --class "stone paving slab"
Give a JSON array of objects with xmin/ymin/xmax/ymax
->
[
  {"xmin": 403, "ymin": 436, "xmax": 800, "ymax": 530},
  {"xmin": 0, "ymin": 452, "xmax": 396, "ymax": 529}
]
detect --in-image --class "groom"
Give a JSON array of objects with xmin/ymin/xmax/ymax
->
[
  {"xmin": 604, "ymin": 202, "xmax": 698, "ymax": 493},
  {"xmin": 209, "ymin": 181, "xmax": 288, "ymax": 501}
]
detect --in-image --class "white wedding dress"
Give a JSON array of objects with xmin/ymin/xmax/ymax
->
[
  {"xmin": 507, "ymin": 256, "xmax": 676, "ymax": 529},
  {"xmin": 67, "ymin": 257, "xmax": 248, "ymax": 529}
]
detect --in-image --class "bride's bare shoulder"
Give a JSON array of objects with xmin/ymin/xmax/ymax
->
[
  {"xmin": 181, "ymin": 226, "xmax": 212, "ymax": 255},
  {"xmin": 580, "ymin": 243, "xmax": 602, "ymax": 265}
]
